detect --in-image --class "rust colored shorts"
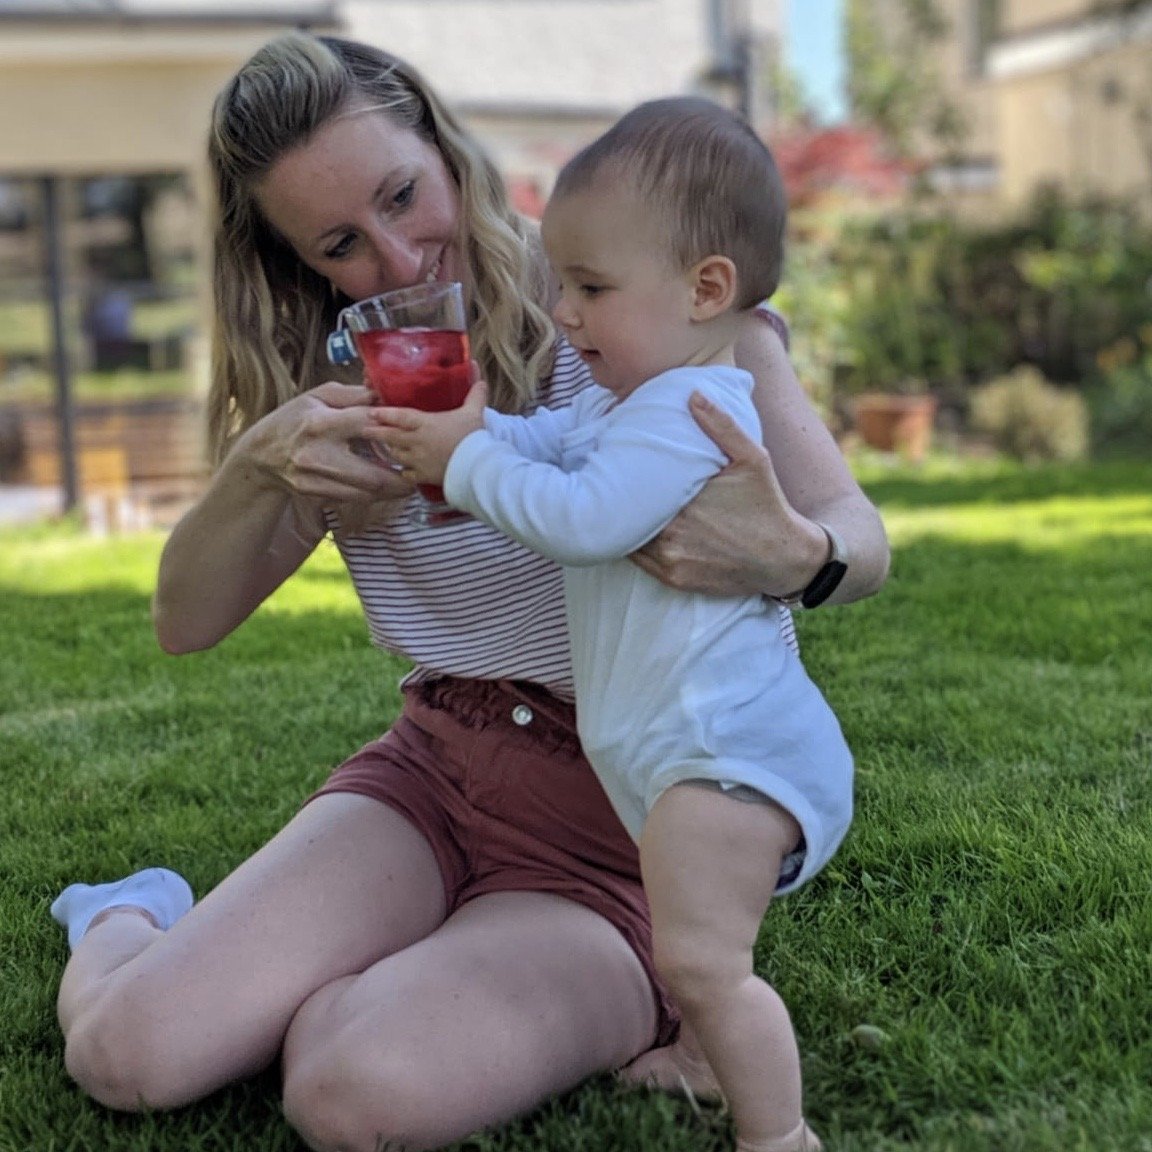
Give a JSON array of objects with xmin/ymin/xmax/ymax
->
[{"xmin": 307, "ymin": 675, "xmax": 678, "ymax": 1049}]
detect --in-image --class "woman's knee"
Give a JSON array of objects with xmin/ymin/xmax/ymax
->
[
  {"xmin": 63, "ymin": 987, "xmax": 194, "ymax": 1111},
  {"xmin": 283, "ymin": 1043, "xmax": 448, "ymax": 1152}
]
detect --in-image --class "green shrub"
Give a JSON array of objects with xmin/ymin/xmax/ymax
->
[
  {"xmin": 970, "ymin": 365, "xmax": 1089, "ymax": 463},
  {"xmin": 827, "ymin": 189, "xmax": 1152, "ymax": 401},
  {"xmin": 1087, "ymin": 329, "xmax": 1152, "ymax": 459}
]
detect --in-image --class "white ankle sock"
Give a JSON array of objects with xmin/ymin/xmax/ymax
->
[{"xmin": 51, "ymin": 868, "xmax": 194, "ymax": 950}]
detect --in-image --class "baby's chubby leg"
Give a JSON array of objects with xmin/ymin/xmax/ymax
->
[{"xmin": 638, "ymin": 782, "xmax": 817, "ymax": 1150}]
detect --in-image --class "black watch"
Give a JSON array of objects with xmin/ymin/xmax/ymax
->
[{"xmin": 778, "ymin": 523, "xmax": 847, "ymax": 610}]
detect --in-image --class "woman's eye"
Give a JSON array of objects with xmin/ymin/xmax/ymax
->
[{"xmin": 392, "ymin": 180, "xmax": 416, "ymax": 210}]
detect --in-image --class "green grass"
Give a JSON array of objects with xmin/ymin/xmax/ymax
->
[{"xmin": 2, "ymin": 459, "xmax": 1151, "ymax": 1151}]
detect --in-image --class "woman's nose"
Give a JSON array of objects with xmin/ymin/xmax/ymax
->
[{"xmin": 368, "ymin": 227, "xmax": 424, "ymax": 290}]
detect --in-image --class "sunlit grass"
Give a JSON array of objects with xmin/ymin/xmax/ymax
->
[{"xmin": 2, "ymin": 459, "xmax": 1150, "ymax": 1151}]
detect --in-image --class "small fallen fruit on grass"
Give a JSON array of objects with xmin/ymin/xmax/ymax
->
[{"xmin": 849, "ymin": 1024, "xmax": 890, "ymax": 1050}]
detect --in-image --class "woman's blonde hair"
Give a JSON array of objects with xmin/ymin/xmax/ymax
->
[{"xmin": 206, "ymin": 31, "xmax": 555, "ymax": 463}]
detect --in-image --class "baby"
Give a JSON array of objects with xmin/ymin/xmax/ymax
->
[{"xmin": 374, "ymin": 96, "xmax": 853, "ymax": 1152}]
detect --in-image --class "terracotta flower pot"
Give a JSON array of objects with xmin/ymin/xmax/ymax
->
[{"xmin": 851, "ymin": 392, "xmax": 938, "ymax": 462}]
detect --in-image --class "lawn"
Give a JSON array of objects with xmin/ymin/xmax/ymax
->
[{"xmin": 1, "ymin": 459, "xmax": 1150, "ymax": 1152}]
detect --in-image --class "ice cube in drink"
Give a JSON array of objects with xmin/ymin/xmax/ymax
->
[{"xmin": 354, "ymin": 326, "xmax": 471, "ymax": 504}]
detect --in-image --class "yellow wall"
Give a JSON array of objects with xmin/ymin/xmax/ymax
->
[
  {"xmin": 935, "ymin": 0, "xmax": 999, "ymax": 158},
  {"xmin": 998, "ymin": 38, "xmax": 1151, "ymax": 205},
  {"xmin": 1002, "ymin": 0, "xmax": 1096, "ymax": 36},
  {"xmin": 0, "ymin": 62, "xmax": 234, "ymax": 175},
  {"xmin": 0, "ymin": 27, "xmax": 318, "ymax": 174}
]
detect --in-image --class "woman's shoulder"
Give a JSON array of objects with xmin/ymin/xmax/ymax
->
[{"xmin": 755, "ymin": 304, "xmax": 790, "ymax": 350}]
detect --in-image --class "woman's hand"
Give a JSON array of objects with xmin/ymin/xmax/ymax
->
[
  {"xmin": 237, "ymin": 382, "xmax": 417, "ymax": 504},
  {"xmin": 630, "ymin": 392, "xmax": 826, "ymax": 598},
  {"xmin": 634, "ymin": 309, "xmax": 890, "ymax": 605}
]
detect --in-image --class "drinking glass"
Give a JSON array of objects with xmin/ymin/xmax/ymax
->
[{"xmin": 329, "ymin": 281, "xmax": 471, "ymax": 526}]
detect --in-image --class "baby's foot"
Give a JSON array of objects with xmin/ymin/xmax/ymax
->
[
  {"xmin": 51, "ymin": 868, "xmax": 193, "ymax": 950},
  {"xmin": 618, "ymin": 1039, "xmax": 725, "ymax": 1106},
  {"xmin": 736, "ymin": 1120, "xmax": 822, "ymax": 1152}
]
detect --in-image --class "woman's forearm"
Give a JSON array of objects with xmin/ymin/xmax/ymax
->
[
  {"xmin": 738, "ymin": 317, "xmax": 890, "ymax": 606},
  {"xmin": 773, "ymin": 492, "xmax": 890, "ymax": 607},
  {"xmin": 153, "ymin": 451, "xmax": 320, "ymax": 654},
  {"xmin": 154, "ymin": 382, "xmax": 412, "ymax": 653}
]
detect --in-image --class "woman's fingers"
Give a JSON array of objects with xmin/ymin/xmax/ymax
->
[
  {"xmin": 311, "ymin": 382, "xmax": 377, "ymax": 408},
  {"xmin": 266, "ymin": 392, "xmax": 415, "ymax": 500},
  {"xmin": 688, "ymin": 391, "xmax": 766, "ymax": 468}
]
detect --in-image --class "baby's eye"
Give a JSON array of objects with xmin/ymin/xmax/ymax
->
[{"xmin": 580, "ymin": 284, "xmax": 604, "ymax": 298}]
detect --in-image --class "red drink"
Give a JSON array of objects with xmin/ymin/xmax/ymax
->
[{"xmin": 355, "ymin": 327, "xmax": 471, "ymax": 504}]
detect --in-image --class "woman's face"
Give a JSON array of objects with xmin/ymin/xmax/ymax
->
[{"xmin": 254, "ymin": 104, "xmax": 463, "ymax": 302}]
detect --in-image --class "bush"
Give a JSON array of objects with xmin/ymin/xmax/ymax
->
[
  {"xmin": 969, "ymin": 365, "xmax": 1089, "ymax": 463},
  {"xmin": 1088, "ymin": 329, "xmax": 1152, "ymax": 459},
  {"xmin": 828, "ymin": 189, "xmax": 1152, "ymax": 400}
]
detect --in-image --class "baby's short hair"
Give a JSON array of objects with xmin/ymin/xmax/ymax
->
[{"xmin": 552, "ymin": 96, "xmax": 787, "ymax": 308}]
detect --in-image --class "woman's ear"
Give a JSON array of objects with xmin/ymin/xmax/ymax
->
[{"xmin": 690, "ymin": 255, "xmax": 738, "ymax": 320}]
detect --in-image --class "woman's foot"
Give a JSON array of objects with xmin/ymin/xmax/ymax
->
[
  {"xmin": 736, "ymin": 1120, "xmax": 822, "ymax": 1152},
  {"xmin": 618, "ymin": 1037, "xmax": 725, "ymax": 1106},
  {"xmin": 51, "ymin": 868, "xmax": 194, "ymax": 950}
]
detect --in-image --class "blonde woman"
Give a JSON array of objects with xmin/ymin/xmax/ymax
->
[{"xmin": 50, "ymin": 32, "xmax": 889, "ymax": 1152}]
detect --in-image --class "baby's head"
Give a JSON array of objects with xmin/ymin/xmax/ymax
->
[{"xmin": 548, "ymin": 96, "xmax": 787, "ymax": 310}]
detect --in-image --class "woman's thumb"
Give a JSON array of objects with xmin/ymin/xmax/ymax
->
[{"xmin": 464, "ymin": 376, "xmax": 489, "ymax": 414}]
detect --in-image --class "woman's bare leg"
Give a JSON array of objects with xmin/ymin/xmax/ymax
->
[
  {"xmin": 57, "ymin": 793, "xmax": 447, "ymax": 1110},
  {"xmin": 619, "ymin": 1015, "xmax": 724, "ymax": 1103},
  {"xmin": 281, "ymin": 890, "xmax": 658, "ymax": 1152},
  {"xmin": 639, "ymin": 783, "xmax": 816, "ymax": 1151}
]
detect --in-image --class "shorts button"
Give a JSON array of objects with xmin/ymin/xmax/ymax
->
[{"xmin": 511, "ymin": 704, "xmax": 534, "ymax": 726}]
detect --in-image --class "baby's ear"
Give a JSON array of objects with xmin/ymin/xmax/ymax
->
[{"xmin": 690, "ymin": 255, "xmax": 738, "ymax": 319}]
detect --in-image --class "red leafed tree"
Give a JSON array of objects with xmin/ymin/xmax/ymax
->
[{"xmin": 770, "ymin": 125, "xmax": 918, "ymax": 209}]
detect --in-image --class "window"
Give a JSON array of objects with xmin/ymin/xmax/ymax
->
[{"xmin": 0, "ymin": 171, "xmax": 199, "ymax": 405}]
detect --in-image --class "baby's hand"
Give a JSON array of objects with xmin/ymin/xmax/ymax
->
[{"xmin": 369, "ymin": 378, "xmax": 488, "ymax": 485}]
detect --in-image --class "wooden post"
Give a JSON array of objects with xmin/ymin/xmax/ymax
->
[{"xmin": 40, "ymin": 174, "xmax": 79, "ymax": 512}]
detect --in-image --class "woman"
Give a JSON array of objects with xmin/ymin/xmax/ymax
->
[{"xmin": 51, "ymin": 32, "xmax": 889, "ymax": 1152}]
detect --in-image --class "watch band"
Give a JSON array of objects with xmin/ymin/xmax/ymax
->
[{"xmin": 778, "ymin": 522, "xmax": 847, "ymax": 610}]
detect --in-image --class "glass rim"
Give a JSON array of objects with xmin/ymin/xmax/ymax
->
[{"xmin": 336, "ymin": 280, "xmax": 464, "ymax": 332}]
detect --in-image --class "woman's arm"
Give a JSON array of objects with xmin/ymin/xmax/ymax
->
[
  {"xmin": 153, "ymin": 383, "xmax": 414, "ymax": 653},
  {"xmin": 631, "ymin": 316, "xmax": 890, "ymax": 605}
]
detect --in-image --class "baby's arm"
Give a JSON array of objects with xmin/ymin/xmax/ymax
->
[
  {"xmin": 447, "ymin": 371, "xmax": 760, "ymax": 566},
  {"xmin": 369, "ymin": 380, "xmax": 578, "ymax": 483}
]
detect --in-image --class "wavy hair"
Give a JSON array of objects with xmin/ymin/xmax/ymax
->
[{"xmin": 206, "ymin": 32, "xmax": 555, "ymax": 463}]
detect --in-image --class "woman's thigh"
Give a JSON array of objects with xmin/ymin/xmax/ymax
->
[
  {"xmin": 61, "ymin": 793, "xmax": 447, "ymax": 1108},
  {"xmin": 282, "ymin": 890, "xmax": 658, "ymax": 1152}
]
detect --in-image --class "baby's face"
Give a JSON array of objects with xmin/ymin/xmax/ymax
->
[{"xmin": 542, "ymin": 188, "xmax": 704, "ymax": 400}]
